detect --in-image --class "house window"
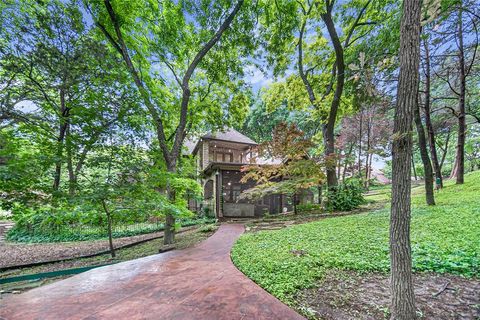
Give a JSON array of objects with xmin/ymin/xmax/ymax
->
[
  {"xmin": 223, "ymin": 183, "xmax": 241, "ymax": 203},
  {"xmin": 216, "ymin": 152, "xmax": 233, "ymax": 163},
  {"xmin": 232, "ymin": 185, "xmax": 241, "ymax": 202}
]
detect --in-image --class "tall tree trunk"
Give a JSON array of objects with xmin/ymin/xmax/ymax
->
[
  {"xmin": 454, "ymin": 8, "xmax": 466, "ymax": 184},
  {"xmin": 164, "ymin": 160, "xmax": 177, "ymax": 245},
  {"xmin": 321, "ymin": 7, "xmax": 344, "ymax": 188},
  {"xmin": 53, "ymin": 88, "xmax": 69, "ymax": 191},
  {"xmin": 422, "ymin": 39, "xmax": 443, "ymax": 188},
  {"xmin": 414, "ymin": 98, "xmax": 435, "ymax": 205},
  {"xmin": 66, "ymin": 125, "xmax": 76, "ymax": 196},
  {"xmin": 298, "ymin": 4, "xmax": 338, "ymax": 189},
  {"xmin": 449, "ymin": 153, "xmax": 459, "ymax": 178},
  {"xmin": 315, "ymin": 0, "xmax": 371, "ymax": 188},
  {"xmin": 389, "ymin": 0, "xmax": 421, "ymax": 318}
]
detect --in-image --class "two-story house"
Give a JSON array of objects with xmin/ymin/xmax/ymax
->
[{"xmin": 186, "ymin": 128, "xmax": 292, "ymax": 218}]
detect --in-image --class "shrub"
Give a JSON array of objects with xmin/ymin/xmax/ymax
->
[
  {"xmin": 198, "ymin": 224, "xmax": 218, "ymax": 233},
  {"xmin": 326, "ymin": 180, "xmax": 365, "ymax": 211},
  {"xmin": 296, "ymin": 203, "xmax": 322, "ymax": 213},
  {"xmin": 200, "ymin": 206, "xmax": 215, "ymax": 218},
  {"xmin": 7, "ymin": 202, "xmax": 216, "ymax": 243}
]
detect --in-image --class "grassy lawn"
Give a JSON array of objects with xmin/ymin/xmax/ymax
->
[{"xmin": 231, "ymin": 171, "xmax": 480, "ymax": 304}]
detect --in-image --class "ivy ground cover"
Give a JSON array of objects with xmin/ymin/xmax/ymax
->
[{"xmin": 231, "ymin": 171, "xmax": 480, "ymax": 303}]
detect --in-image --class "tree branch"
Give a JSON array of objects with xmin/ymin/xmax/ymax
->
[
  {"xmin": 99, "ymin": 0, "xmax": 171, "ymax": 161},
  {"xmin": 171, "ymin": 0, "xmax": 245, "ymax": 161},
  {"xmin": 297, "ymin": 3, "xmax": 316, "ymax": 106},
  {"xmin": 344, "ymin": 0, "xmax": 373, "ymax": 48}
]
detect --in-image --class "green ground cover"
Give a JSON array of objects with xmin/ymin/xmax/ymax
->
[
  {"xmin": 7, "ymin": 217, "xmax": 216, "ymax": 243},
  {"xmin": 231, "ymin": 172, "xmax": 480, "ymax": 303}
]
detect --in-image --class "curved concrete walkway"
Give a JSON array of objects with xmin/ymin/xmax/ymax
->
[{"xmin": 0, "ymin": 224, "xmax": 304, "ymax": 320}]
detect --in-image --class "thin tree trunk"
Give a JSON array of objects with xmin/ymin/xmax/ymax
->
[
  {"xmin": 317, "ymin": 185, "xmax": 322, "ymax": 206},
  {"xmin": 368, "ymin": 153, "xmax": 373, "ymax": 183},
  {"xmin": 343, "ymin": 143, "xmax": 354, "ymax": 181},
  {"xmin": 102, "ymin": 199, "xmax": 116, "ymax": 258},
  {"xmin": 454, "ymin": 8, "xmax": 466, "ymax": 184},
  {"xmin": 53, "ymin": 88, "xmax": 69, "ymax": 191},
  {"xmin": 358, "ymin": 107, "xmax": 363, "ymax": 176},
  {"xmin": 438, "ymin": 129, "xmax": 451, "ymax": 171},
  {"xmin": 69, "ymin": 123, "xmax": 114, "ymax": 196},
  {"xmin": 414, "ymin": 97, "xmax": 435, "ymax": 205},
  {"xmin": 365, "ymin": 114, "xmax": 371, "ymax": 189},
  {"xmin": 66, "ymin": 125, "xmax": 76, "ymax": 196},
  {"xmin": 411, "ymin": 153, "xmax": 418, "ymax": 181},
  {"xmin": 422, "ymin": 39, "xmax": 443, "ymax": 188},
  {"xmin": 389, "ymin": 0, "xmax": 421, "ymax": 318},
  {"xmin": 337, "ymin": 153, "xmax": 342, "ymax": 180},
  {"xmin": 365, "ymin": 157, "xmax": 370, "ymax": 189},
  {"xmin": 293, "ymin": 193, "xmax": 298, "ymax": 215}
]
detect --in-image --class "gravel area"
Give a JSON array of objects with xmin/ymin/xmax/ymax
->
[{"xmin": 0, "ymin": 229, "xmax": 183, "ymax": 269}]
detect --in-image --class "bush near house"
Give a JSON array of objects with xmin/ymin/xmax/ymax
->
[
  {"xmin": 325, "ymin": 180, "xmax": 366, "ymax": 211},
  {"xmin": 231, "ymin": 171, "xmax": 480, "ymax": 303}
]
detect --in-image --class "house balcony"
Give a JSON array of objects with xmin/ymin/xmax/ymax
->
[{"xmin": 198, "ymin": 140, "xmax": 257, "ymax": 172}]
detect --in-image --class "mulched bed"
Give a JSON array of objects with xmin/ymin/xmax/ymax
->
[
  {"xmin": 295, "ymin": 271, "xmax": 480, "ymax": 320},
  {"xmin": 0, "ymin": 230, "xmax": 175, "ymax": 269}
]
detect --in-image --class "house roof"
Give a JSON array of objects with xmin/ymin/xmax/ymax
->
[
  {"xmin": 183, "ymin": 139, "xmax": 197, "ymax": 155},
  {"xmin": 201, "ymin": 128, "xmax": 258, "ymax": 145},
  {"xmin": 185, "ymin": 128, "xmax": 258, "ymax": 155}
]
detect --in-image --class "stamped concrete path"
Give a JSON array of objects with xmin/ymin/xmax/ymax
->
[{"xmin": 0, "ymin": 224, "xmax": 304, "ymax": 320}]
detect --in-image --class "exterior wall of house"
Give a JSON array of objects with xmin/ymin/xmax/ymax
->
[
  {"xmin": 208, "ymin": 146, "xmax": 246, "ymax": 164},
  {"xmin": 192, "ymin": 138, "xmax": 309, "ymax": 218},
  {"xmin": 199, "ymin": 171, "xmax": 216, "ymax": 218},
  {"xmin": 201, "ymin": 140, "xmax": 209, "ymax": 169}
]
